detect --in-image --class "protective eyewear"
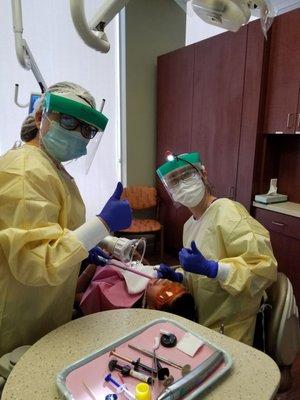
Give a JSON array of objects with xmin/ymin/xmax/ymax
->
[
  {"xmin": 59, "ymin": 114, "xmax": 98, "ymax": 139},
  {"xmin": 166, "ymin": 167, "xmax": 200, "ymax": 189},
  {"xmin": 154, "ymin": 282, "xmax": 186, "ymax": 310}
]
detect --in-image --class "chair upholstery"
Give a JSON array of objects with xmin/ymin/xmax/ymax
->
[
  {"xmin": 121, "ymin": 186, "xmax": 157, "ymax": 210},
  {"xmin": 121, "ymin": 219, "xmax": 162, "ymax": 233},
  {"xmin": 265, "ymin": 272, "xmax": 300, "ymax": 392},
  {"xmin": 119, "ymin": 186, "xmax": 164, "ymax": 259},
  {"xmin": 266, "ymin": 273, "xmax": 300, "ymax": 365}
]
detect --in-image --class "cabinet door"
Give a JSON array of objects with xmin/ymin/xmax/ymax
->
[
  {"xmin": 157, "ymin": 46, "xmax": 195, "ymax": 251},
  {"xmin": 263, "ymin": 9, "xmax": 300, "ymax": 134},
  {"xmin": 191, "ymin": 27, "xmax": 247, "ymax": 199},
  {"xmin": 254, "ymin": 208, "xmax": 300, "ymax": 307},
  {"xmin": 191, "ymin": 28, "xmax": 247, "ymax": 199}
]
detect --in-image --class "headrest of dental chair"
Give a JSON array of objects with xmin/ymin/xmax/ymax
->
[{"xmin": 265, "ymin": 272, "xmax": 300, "ymax": 366}]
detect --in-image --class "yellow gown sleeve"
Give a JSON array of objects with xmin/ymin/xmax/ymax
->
[
  {"xmin": 0, "ymin": 150, "xmax": 88, "ymax": 287},
  {"xmin": 219, "ymin": 216, "xmax": 277, "ymax": 297}
]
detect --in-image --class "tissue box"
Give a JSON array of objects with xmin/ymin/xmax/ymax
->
[{"xmin": 254, "ymin": 194, "xmax": 288, "ymax": 204}]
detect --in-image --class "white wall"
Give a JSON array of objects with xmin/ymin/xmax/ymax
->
[
  {"xmin": 0, "ymin": 0, "xmax": 120, "ymax": 219},
  {"xmin": 125, "ymin": 0, "xmax": 185, "ymax": 186},
  {"xmin": 185, "ymin": 1, "xmax": 226, "ymax": 45}
]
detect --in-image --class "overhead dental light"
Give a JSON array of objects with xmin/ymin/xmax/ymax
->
[
  {"xmin": 190, "ymin": 0, "xmax": 300, "ymax": 33},
  {"xmin": 191, "ymin": 0, "xmax": 251, "ymax": 32},
  {"xmin": 69, "ymin": 0, "xmax": 300, "ymax": 53}
]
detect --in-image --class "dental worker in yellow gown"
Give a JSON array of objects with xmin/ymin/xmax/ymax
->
[
  {"xmin": 156, "ymin": 152, "xmax": 277, "ymax": 345},
  {"xmin": 0, "ymin": 82, "xmax": 131, "ymax": 356}
]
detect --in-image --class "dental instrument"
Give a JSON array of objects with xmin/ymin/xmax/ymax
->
[
  {"xmin": 100, "ymin": 236, "xmax": 146, "ymax": 264},
  {"xmin": 157, "ymin": 350, "xmax": 224, "ymax": 400},
  {"xmin": 104, "ymin": 373, "xmax": 135, "ymax": 400},
  {"xmin": 127, "ymin": 344, "xmax": 191, "ymax": 375},
  {"xmin": 109, "ymin": 350, "xmax": 157, "ymax": 376},
  {"xmin": 108, "ymin": 259, "xmax": 154, "ymax": 280},
  {"xmin": 108, "ymin": 359, "xmax": 154, "ymax": 385}
]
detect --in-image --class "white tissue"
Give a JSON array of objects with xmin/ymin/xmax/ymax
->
[
  {"xmin": 267, "ymin": 178, "xmax": 277, "ymax": 195},
  {"xmin": 176, "ymin": 332, "xmax": 204, "ymax": 357}
]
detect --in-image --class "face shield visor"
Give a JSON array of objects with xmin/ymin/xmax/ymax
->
[
  {"xmin": 42, "ymin": 92, "xmax": 108, "ymax": 173},
  {"xmin": 156, "ymin": 152, "xmax": 204, "ymax": 207}
]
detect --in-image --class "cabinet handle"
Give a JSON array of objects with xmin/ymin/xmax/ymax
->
[
  {"xmin": 286, "ymin": 113, "xmax": 295, "ymax": 128},
  {"xmin": 272, "ymin": 221, "xmax": 285, "ymax": 227},
  {"xmin": 297, "ymin": 113, "xmax": 300, "ymax": 128},
  {"xmin": 227, "ymin": 186, "xmax": 235, "ymax": 200}
]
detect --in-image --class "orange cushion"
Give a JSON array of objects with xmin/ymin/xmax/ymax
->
[
  {"xmin": 121, "ymin": 186, "xmax": 157, "ymax": 210},
  {"xmin": 121, "ymin": 219, "xmax": 162, "ymax": 233}
]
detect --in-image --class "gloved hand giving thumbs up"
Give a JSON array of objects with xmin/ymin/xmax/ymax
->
[
  {"xmin": 98, "ymin": 182, "xmax": 132, "ymax": 232},
  {"xmin": 179, "ymin": 240, "xmax": 218, "ymax": 278}
]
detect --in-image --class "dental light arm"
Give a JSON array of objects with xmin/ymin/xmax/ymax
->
[
  {"xmin": 70, "ymin": 0, "xmax": 129, "ymax": 53},
  {"xmin": 70, "ymin": 0, "xmax": 300, "ymax": 54},
  {"xmin": 11, "ymin": 0, "xmax": 47, "ymax": 107}
]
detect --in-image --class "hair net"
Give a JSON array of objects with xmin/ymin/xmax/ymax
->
[
  {"xmin": 36, "ymin": 81, "xmax": 96, "ymax": 112},
  {"xmin": 20, "ymin": 81, "xmax": 96, "ymax": 142}
]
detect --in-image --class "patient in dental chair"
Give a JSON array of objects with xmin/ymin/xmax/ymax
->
[{"xmin": 75, "ymin": 261, "xmax": 196, "ymax": 322}]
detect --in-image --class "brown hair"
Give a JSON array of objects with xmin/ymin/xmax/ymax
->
[{"xmin": 20, "ymin": 115, "xmax": 38, "ymax": 142}]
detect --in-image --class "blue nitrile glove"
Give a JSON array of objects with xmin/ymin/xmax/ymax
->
[
  {"xmin": 87, "ymin": 246, "xmax": 110, "ymax": 266},
  {"xmin": 98, "ymin": 182, "xmax": 132, "ymax": 232},
  {"xmin": 178, "ymin": 241, "xmax": 218, "ymax": 278},
  {"xmin": 156, "ymin": 263, "xmax": 183, "ymax": 283}
]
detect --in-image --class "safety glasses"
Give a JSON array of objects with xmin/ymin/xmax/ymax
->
[
  {"xmin": 154, "ymin": 282, "xmax": 186, "ymax": 310},
  {"xmin": 166, "ymin": 167, "xmax": 200, "ymax": 189},
  {"xmin": 59, "ymin": 114, "xmax": 98, "ymax": 139}
]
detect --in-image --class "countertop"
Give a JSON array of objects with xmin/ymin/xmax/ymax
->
[
  {"xmin": 2, "ymin": 309, "xmax": 280, "ymax": 400},
  {"xmin": 253, "ymin": 201, "xmax": 300, "ymax": 218}
]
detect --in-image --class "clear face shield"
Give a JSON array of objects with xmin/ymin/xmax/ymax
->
[
  {"xmin": 41, "ymin": 92, "xmax": 108, "ymax": 174},
  {"xmin": 156, "ymin": 152, "xmax": 204, "ymax": 208}
]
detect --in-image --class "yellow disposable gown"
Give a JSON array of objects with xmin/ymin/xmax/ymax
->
[
  {"xmin": 183, "ymin": 198, "xmax": 277, "ymax": 345},
  {"xmin": 0, "ymin": 144, "xmax": 88, "ymax": 356}
]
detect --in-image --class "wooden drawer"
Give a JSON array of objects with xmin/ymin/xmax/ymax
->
[{"xmin": 254, "ymin": 208, "xmax": 300, "ymax": 240}]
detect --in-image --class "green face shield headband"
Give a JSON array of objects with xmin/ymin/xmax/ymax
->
[
  {"xmin": 43, "ymin": 92, "xmax": 108, "ymax": 132},
  {"xmin": 156, "ymin": 152, "xmax": 204, "ymax": 207},
  {"xmin": 156, "ymin": 152, "xmax": 202, "ymax": 179}
]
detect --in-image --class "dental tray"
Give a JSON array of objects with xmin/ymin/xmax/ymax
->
[{"xmin": 57, "ymin": 318, "xmax": 232, "ymax": 399}]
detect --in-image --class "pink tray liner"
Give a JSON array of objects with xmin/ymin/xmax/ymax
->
[{"xmin": 65, "ymin": 321, "xmax": 226, "ymax": 399}]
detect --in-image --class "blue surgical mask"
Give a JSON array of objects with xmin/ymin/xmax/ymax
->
[{"xmin": 41, "ymin": 120, "xmax": 88, "ymax": 162}]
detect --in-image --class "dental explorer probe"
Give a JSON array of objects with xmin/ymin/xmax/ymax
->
[
  {"xmin": 127, "ymin": 344, "xmax": 191, "ymax": 375},
  {"xmin": 97, "ymin": 257, "xmax": 155, "ymax": 280},
  {"xmin": 109, "ymin": 259, "xmax": 155, "ymax": 279}
]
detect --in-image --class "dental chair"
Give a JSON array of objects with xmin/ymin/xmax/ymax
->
[{"xmin": 264, "ymin": 272, "xmax": 300, "ymax": 393}]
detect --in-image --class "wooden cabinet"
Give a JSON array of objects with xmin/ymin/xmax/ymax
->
[
  {"xmin": 191, "ymin": 28, "xmax": 247, "ymax": 200},
  {"xmin": 254, "ymin": 208, "xmax": 300, "ymax": 307},
  {"xmin": 156, "ymin": 21, "xmax": 266, "ymax": 251},
  {"xmin": 263, "ymin": 9, "xmax": 300, "ymax": 134}
]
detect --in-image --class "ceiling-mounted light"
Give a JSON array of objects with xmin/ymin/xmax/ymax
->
[{"xmin": 190, "ymin": 0, "xmax": 300, "ymax": 35}]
